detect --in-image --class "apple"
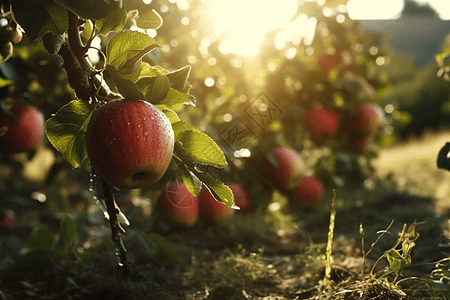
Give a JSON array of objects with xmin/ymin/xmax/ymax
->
[
  {"xmin": 261, "ymin": 147, "xmax": 305, "ymax": 190},
  {"xmin": 228, "ymin": 183, "xmax": 250, "ymax": 211},
  {"xmin": 199, "ymin": 186, "xmax": 235, "ymax": 223},
  {"xmin": 318, "ymin": 52, "xmax": 342, "ymax": 73},
  {"xmin": 346, "ymin": 135, "xmax": 370, "ymax": 153},
  {"xmin": 291, "ymin": 175, "xmax": 324, "ymax": 205},
  {"xmin": 159, "ymin": 182, "xmax": 199, "ymax": 227},
  {"xmin": 349, "ymin": 104, "xmax": 385, "ymax": 137},
  {"xmin": 86, "ymin": 99, "xmax": 175, "ymax": 189},
  {"xmin": 0, "ymin": 209, "xmax": 16, "ymax": 227},
  {"xmin": 0, "ymin": 103, "xmax": 45, "ymax": 153},
  {"xmin": 304, "ymin": 107, "xmax": 339, "ymax": 144}
]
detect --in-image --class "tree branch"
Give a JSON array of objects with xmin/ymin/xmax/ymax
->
[{"xmin": 102, "ymin": 177, "xmax": 130, "ymax": 280}]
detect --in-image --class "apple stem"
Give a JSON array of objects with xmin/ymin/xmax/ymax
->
[{"xmin": 101, "ymin": 177, "xmax": 130, "ymax": 280}]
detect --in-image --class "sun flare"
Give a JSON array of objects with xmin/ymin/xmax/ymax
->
[{"xmin": 205, "ymin": 0, "xmax": 298, "ymax": 57}]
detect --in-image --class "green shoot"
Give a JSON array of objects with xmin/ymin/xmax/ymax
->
[{"xmin": 323, "ymin": 189, "xmax": 336, "ymax": 287}]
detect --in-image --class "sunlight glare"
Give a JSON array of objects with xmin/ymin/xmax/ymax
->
[
  {"xmin": 346, "ymin": 0, "xmax": 404, "ymax": 20},
  {"xmin": 206, "ymin": 0, "xmax": 298, "ymax": 57}
]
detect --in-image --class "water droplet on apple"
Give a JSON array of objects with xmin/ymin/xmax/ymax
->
[
  {"xmin": 151, "ymin": 117, "xmax": 154, "ymax": 120},
  {"xmin": 144, "ymin": 131, "xmax": 149, "ymax": 137},
  {"xmin": 137, "ymin": 125, "xmax": 140, "ymax": 128},
  {"xmin": 127, "ymin": 122, "xmax": 130, "ymax": 125},
  {"xmin": 143, "ymin": 118, "xmax": 146, "ymax": 121}
]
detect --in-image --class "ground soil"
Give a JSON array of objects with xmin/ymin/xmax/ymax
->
[{"xmin": 1, "ymin": 131, "xmax": 450, "ymax": 299}]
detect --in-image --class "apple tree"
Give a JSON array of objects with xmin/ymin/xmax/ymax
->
[
  {"xmin": 240, "ymin": 0, "xmax": 392, "ymax": 204},
  {"xmin": 3, "ymin": 0, "xmax": 236, "ymax": 277}
]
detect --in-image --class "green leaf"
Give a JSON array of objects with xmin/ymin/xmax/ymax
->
[
  {"xmin": 162, "ymin": 109, "xmax": 189, "ymax": 139},
  {"xmin": 139, "ymin": 63, "xmax": 167, "ymax": 79},
  {"xmin": 166, "ymin": 65, "xmax": 191, "ymax": 91},
  {"xmin": 136, "ymin": 9, "xmax": 163, "ymax": 30},
  {"xmin": 106, "ymin": 31, "xmax": 159, "ymax": 74},
  {"xmin": 106, "ymin": 64, "xmax": 146, "ymax": 100},
  {"xmin": 173, "ymin": 157, "xmax": 202, "ymax": 197},
  {"xmin": 55, "ymin": 215, "xmax": 77, "ymax": 257},
  {"xmin": 172, "ymin": 121, "xmax": 189, "ymax": 139},
  {"xmin": 159, "ymin": 88, "xmax": 196, "ymax": 107},
  {"xmin": 146, "ymin": 75, "xmax": 170, "ymax": 103},
  {"xmin": 195, "ymin": 173, "xmax": 235, "ymax": 207},
  {"xmin": 162, "ymin": 108, "xmax": 181, "ymax": 124},
  {"xmin": 386, "ymin": 248, "xmax": 406, "ymax": 274},
  {"xmin": 177, "ymin": 129, "xmax": 227, "ymax": 168},
  {"xmin": 54, "ymin": 0, "xmax": 122, "ymax": 20},
  {"xmin": 45, "ymin": 100, "xmax": 95, "ymax": 168},
  {"xmin": 95, "ymin": 4, "xmax": 127, "ymax": 35},
  {"xmin": 26, "ymin": 227, "xmax": 56, "ymax": 252},
  {"xmin": 11, "ymin": 0, "xmax": 68, "ymax": 40}
]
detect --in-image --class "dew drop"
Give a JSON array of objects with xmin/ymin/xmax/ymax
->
[
  {"xmin": 137, "ymin": 125, "xmax": 141, "ymax": 128},
  {"xmin": 143, "ymin": 117, "xmax": 146, "ymax": 121},
  {"xmin": 151, "ymin": 117, "xmax": 154, "ymax": 120},
  {"xmin": 144, "ymin": 131, "xmax": 149, "ymax": 137},
  {"xmin": 127, "ymin": 122, "xmax": 130, "ymax": 125}
]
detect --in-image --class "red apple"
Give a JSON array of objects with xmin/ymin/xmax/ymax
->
[
  {"xmin": 304, "ymin": 107, "xmax": 339, "ymax": 144},
  {"xmin": 86, "ymin": 99, "xmax": 174, "ymax": 189},
  {"xmin": 0, "ymin": 104, "xmax": 45, "ymax": 153},
  {"xmin": 349, "ymin": 104, "xmax": 384, "ymax": 137},
  {"xmin": 0, "ymin": 209, "xmax": 16, "ymax": 227},
  {"xmin": 261, "ymin": 147, "xmax": 305, "ymax": 190},
  {"xmin": 199, "ymin": 186, "xmax": 235, "ymax": 223},
  {"xmin": 228, "ymin": 183, "xmax": 250, "ymax": 211},
  {"xmin": 347, "ymin": 135, "xmax": 370, "ymax": 153},
  {"xmin": 159, "ymin": 182, "xmax": 199, "ymax": 227},
  {"xmin": 291, "ymin": 175, "xmax": 324, "ymax": 205},
  {"xmin": 318, "ymin": 53, "xmax": 342, "ymax": 73}
]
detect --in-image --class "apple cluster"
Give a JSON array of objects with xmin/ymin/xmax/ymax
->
[
  {"xmin": 0, "ymin": 103, "xmax": 45, "ymax": 153},
  {"xmin": 261, "ymin": 146, "xmax": 325, "ymax": 205},
  {"xmin": 158, "ymin": 182, "xmax": 250, "ymax": 227},
  {"xmin": 304, "ymin": 103, "xmax": 385, "ymax": 153}
]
